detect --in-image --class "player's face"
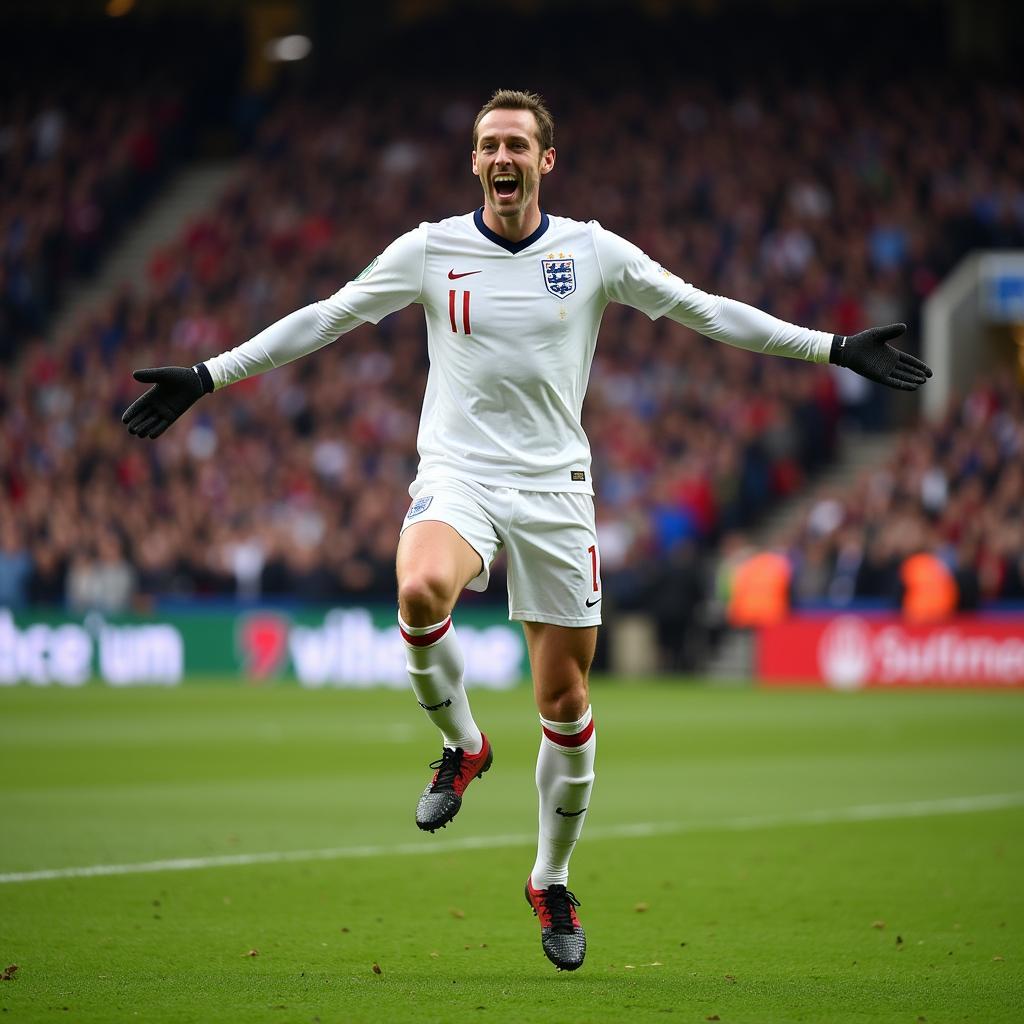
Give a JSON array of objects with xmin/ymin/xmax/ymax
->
[{"xmin": 472, "ymin": 109, "xmax": 555, "ymax": 221}]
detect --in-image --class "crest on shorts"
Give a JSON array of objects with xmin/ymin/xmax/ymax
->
[
  {"xmin": 541, "ymin": 257, "xmax": 576, "ymax": 298},
  {"xmin": 406, "ymin": 495, "xmax": 433, "ymax": 518}
]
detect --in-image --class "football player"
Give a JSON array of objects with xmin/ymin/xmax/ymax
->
[{"xmin": 123, "ymin": 89, "xmax": 931, "ymax": 971}]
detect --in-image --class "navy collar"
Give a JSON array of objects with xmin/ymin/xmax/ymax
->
[{"xmin": 473, "ymin": 207, "xmax": 550, "ymax": 254}]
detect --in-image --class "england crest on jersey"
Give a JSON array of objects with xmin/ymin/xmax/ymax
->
[
  {"xmin": 542, "ymin": 258, "xmax": 576, "ymax": 298},
  {"xmin": 406, "ymin": 495, "xmax": 433, "ymax": 518}
]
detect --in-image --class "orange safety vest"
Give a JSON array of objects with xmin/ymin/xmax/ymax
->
[
  {"xmin": 900, "ymin": 553, "xmax": 958, "ymax": 623},
  {"xmin": 728, "ymin": 552, "xmax": 791, "ymax": 627}
]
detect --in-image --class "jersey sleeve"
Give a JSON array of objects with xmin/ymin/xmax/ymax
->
[
  {"xmin": 204, "ymin": 226, "xmax": 427, "ymax": 389},
  {"xmin": 324, "ymin": 224, "xmax": 427, "ymax": 325},
  {"xmin": 591, "ymin": 222, "xmax": 831, "ymax": 363},
  {"xmin": 591, "ymin": 222, "xmax": 682, "ymax": 321}
]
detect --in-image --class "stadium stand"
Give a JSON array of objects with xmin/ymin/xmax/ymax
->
[
  {"xmin": 0, "ymin": 15, "xmax": 242, "ymax": 359},
  {"xmin": 1, "ymin": 72, "xmax": 1023, "ymax": 668},
  {"xmin": 782, "ymin": 375, "xmax": 1024, "ymax": 612},
  {"xmin": 0, "ymin": 83, "xmax": 186, "ymax": 357}
]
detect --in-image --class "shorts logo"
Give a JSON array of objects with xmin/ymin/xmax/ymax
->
[
  {"xmin": 542, "ymin": 257, "xmax": 576, "ymax": 298},
  {"xmin": 406, "ymin": 495, "xmax": 433, "ymax": 518}
]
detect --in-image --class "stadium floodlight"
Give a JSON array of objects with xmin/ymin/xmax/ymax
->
[{"xmin": 265, "ymin": 35, "xmax": 312, "ymax": 62}]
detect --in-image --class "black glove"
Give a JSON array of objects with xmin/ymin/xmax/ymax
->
[
  {"xmin": 829, "ymin": 323, "xmax": 932, "ymax": 391},
  {"xmin": 122, "ymin": 364, "xmax": 213, "ymax": 438}
]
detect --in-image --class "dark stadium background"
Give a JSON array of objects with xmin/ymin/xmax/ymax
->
[{"xmin": 1, "ymin": 0, "xmax": 1023, "ymax": 687}]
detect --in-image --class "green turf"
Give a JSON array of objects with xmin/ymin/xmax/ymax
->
[{"xmin": 1, "ymin": 681, "xmax": 1022, "ymax": 1023}]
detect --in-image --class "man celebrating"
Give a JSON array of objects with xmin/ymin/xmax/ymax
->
[{"xmin": 123, "ymin": 89, "xmax": 931, "ymax": 971}]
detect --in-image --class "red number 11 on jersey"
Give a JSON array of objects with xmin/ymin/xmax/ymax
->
[{"xmin": 449, "ymin": 289, "xmax": 471, "ymax": 335}]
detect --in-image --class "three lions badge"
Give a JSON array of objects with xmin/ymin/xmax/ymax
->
[
  {"xmin": 406, "ymin": 496, "xmax": 433, "ymax": 518},
  {"xmin": 542, "ymin": 257, "xmax": 576, "ymax": 298}
]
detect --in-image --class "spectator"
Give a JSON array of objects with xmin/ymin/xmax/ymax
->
[
  {"xmin": 728, "ymin": 550, "xmax": 792, "ymax": 627},
  {"xmin": 66, "ymin": 532, "xmax": 136, "ymax": 614},
  {"xmin": 900, "ymin": 548, "xmax": 958, "ymax": 623},
  {"xmin": 0, "ymin": 520, "xmax": 32, "ymax": 608}
]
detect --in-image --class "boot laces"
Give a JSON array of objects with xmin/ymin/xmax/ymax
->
[
  {"xmin": 428, "ymin": 747, "xmax": 464, "ymax": 791},
  {"xmin": 542, "ymin": 885, "xmax": 581, "ymax": 933}
]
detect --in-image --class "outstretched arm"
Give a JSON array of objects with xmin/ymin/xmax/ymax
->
[
  {"xmin": 122, "ymin": 226, "xmax": 426, "ymax": 438},
  {"xmin": 592, "ymin": 223, "xmax": 932, "ymax": 389},
  {"xmin": 668, "ymin": 294, "xmax": 930, "ymax": 390},
  {"xmin": 120, "ymin": 302, "xmax": 342, "ymax": 438}
]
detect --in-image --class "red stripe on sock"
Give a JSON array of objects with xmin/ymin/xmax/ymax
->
[
  {"xmin": 400, "ymin": 617, "xmax": 452, "ymax": 647},
  {"xmin": 542, "ymin": 718, "xmax": 595, "ymax": 748}
]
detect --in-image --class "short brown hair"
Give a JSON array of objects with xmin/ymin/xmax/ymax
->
[{"xmin": 472, "ymin": 89, "xmax": 554, "ymax": 152}]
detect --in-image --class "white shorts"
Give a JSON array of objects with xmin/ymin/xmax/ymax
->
[{"xmin": 400, "ymin": 475, "xmax": 603, "ymax": 627}]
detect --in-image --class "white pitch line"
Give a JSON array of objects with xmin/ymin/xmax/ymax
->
[{"xmin": 2, "ymin": 792, "xmax": 1022, "ymax": 886}]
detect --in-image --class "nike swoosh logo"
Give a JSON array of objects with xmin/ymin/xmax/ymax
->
[
  {"xmin": 585, "ymin": 596, "xmax": 602, "ymax": 608},
  {"xmin": 448, "ymin": 269, "xmax": 482, "ymax": 280},
  {"xmin": 556, "ymin": 806, "xmax": 587, "ymax": 817},
  {"xmin": 418, "ymin": 698, "xmax": 453, "ymax": 711}
]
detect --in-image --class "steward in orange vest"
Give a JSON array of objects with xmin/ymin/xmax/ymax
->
[
  {"xmin": 900, "ymin": 551, "xmax": 958, "ymax": 623},
  {"xmin": 727, "ymin": 551, "xmax": 792, "ymax": 627}
]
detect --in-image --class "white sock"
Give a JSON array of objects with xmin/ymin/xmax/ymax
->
[
  {"xmin": 531, "ymin": 706, "xmax": 596, "ymax": 889},
  {"xmin": 399, "ymin": 614, "xmax": 482, "ymax": 754}
]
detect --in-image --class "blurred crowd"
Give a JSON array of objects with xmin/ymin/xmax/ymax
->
[
  {"xmin": 2, "ymin": 72, "xmax": 1024, "ymax": 635},
  {"xmin": 777, "ymin": 377, "xmax": 1024, "ymax": 614},
  {"xmin": 0, "ymin": 68, "xmax": 204, "ymax": 360}
]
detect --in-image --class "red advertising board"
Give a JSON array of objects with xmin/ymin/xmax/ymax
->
[{"xmin": 758, "ymin": 614, "xmax": 1024, "ymax": 689}]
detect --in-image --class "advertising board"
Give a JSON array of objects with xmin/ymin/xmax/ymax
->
[
  {"xmin": 0, "ymin": 607, "xmax": 526, "ymax": 688},
  {"xmin": 758, "ymin": 614, "xmax": 1024, "ymax": 689}
]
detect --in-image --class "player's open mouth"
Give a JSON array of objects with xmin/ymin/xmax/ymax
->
[{"xmin": 493, "ymin": 175, "xmax": 519, "ymax": 199}]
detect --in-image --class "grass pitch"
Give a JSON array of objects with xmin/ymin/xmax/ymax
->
[{"xmin": 1, "ymin": 680, "xmax": 1022, "ymax": 1023}]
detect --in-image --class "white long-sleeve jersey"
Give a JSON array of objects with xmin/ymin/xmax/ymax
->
[{"xmin": 205, "ymin": 209, "xmax": 832, "ymax": 494}]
